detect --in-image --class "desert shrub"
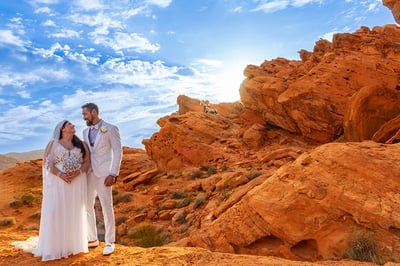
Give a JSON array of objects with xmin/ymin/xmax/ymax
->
[
  {"xmin": 112, "ymin": 188, "xmax": 119, "ymax": 196},
  {"xmin": 27, "ymin": 224, "xmax": 39, "ymax": 230},
  {"xmin": 127, "ymin": 222, "xmax": 167, "ymax": 247},
  {"xmin": 177, "ymin": 197, "xmax": 191, "ymax": 208},
  {"xmin": 136, "ymin": 205, "xmax": 145, "ymax": 213},
  {"xmin": 29, "ymin": 212, "xmax": 41, "ymax": 220},
  {"xmin": 219, "ymin": 186, "xmax": 233, "ymax": 202},
  {"xmin": 207, "ymin": 166, "xmax": 217, "ymax": 176},
  {"xmin": 166, "ymin": 174, "xmax": 175, "ymax": 179},
  {"xmin": 116, "ymin": 216, "xmax": 128, "ymax": 226},
  {"xmin": 114, "ymin": 193, "xmax": 133, "ymax": 205},
  {"xmin": 220, "ymin": 164, "xmax": 229, "ymax": 172},
  {"xmin": 193, "ymin": 193, "xmax": 206, "ymax": 209},
  {"xmin": 0, "ymin": 217, "xmax": 16, "ymax": 226},
  {"xmin": 21, "ymin": 193, "xmax": 35, "ymax": 206},
  {"xmin": 171, "ymin": 189, "xmax": 186, "ymax": 199},
  {"xmin": 200, "ymin": 165, "xmax": 217, "ymax": 176},
  {"xmin": 156, "ymin": 204, "xmax": 164, "ymax": 212},
  {"xmin": 188, "ymin": 170, "xmax": 203, "ymax": 179},
  {"xmin": 199, "ymin": 165, "xmax": 209, "ymax": 171},
  {"xmin": 174, "ymin": 211, "xmax": 187, "ymax": 224},
  {"xmin": 246, "ymin": 171, "xmax": 262, "ymax": 180},
  {"xmin": 9, "ymin": 200, "xmax": 23, "ymax": 209},
  {"xmin": 342, "ymin": 230, "xmax": 381, "ymax": 264},
  {"xmin": 178, "ymin": 224, "xmax": 189, "ymax": 234}
]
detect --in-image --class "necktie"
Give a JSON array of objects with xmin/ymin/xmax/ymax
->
[{"xmin": 89, "ymin": 126, "xmax": 98, "ymax": 147}]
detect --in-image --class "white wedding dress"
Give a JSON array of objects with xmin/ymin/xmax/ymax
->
[{"xmin": 12, "ymin": 142, "xmax": 88, "ymax": 261}]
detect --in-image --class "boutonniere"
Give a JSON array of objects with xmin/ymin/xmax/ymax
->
[{"xmin": 100, "ymin": 126, "xmax": 108, "ymax": 133}]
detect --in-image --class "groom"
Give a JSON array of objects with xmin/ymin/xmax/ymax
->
[{"xmin": 81, "ymin": 102, "xmax": 122, "ymax": 256}]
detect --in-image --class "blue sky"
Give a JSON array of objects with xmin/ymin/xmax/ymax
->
[{"xmin": 0, "ymin": 0, "xmax": 394, "ymax": 154}]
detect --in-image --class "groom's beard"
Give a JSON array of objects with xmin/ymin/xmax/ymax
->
[{"xmin": 86, "ymin": 120, "xmax": 93, "ymax": 126}]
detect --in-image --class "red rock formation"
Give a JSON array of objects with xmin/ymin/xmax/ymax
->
[
  {"xmin": 384, "ymin": 0, "xmax": 400, "ymax": 24},
  {"xmin": 187, "ymin": 141, "xmax": 400, "ymax": 261},
  {"xmin": 240, "ymin": 25, "xmax": 400, "ymax": 143},
  {"xmin": 141, "ymin": 21, "xmax": 400, "ymax": 264},
  {"xmin": 145, "ymin": 25, "xmax": 400, "ymax": 173}
]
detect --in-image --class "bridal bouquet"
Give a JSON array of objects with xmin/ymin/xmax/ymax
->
[{"xmin": 62, "ymin": 156, "xmax": 81, "ymax": 174}]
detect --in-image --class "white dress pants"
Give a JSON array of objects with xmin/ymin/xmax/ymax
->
[{"xmin": 87, "ymin": 171, "xmax": 115, "ymax": 244}]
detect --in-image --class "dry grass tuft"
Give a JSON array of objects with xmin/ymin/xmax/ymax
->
[{"xmin": 0, "ymin": 217, "xmax": 16, "ymax": 226}]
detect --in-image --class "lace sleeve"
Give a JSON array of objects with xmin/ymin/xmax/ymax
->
[{"xmin": 43, "ymin": 140, "xmax": 54, "ymax": 171}]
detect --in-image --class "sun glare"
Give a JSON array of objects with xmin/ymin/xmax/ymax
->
[{"xmin": 214, "ymin": 61, "xmax": 247, "ymax": 102}]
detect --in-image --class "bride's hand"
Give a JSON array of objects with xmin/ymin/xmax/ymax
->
[
  {"xmin": 58, "ymin": 172, "xmax": 71, "ymax": 183},
  {"xmin": 67, "ymin": 170, "xmax": 81, "ymax": 180}
]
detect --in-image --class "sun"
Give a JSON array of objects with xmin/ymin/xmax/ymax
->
[{"xmin": 214, "ymin": 60, "xmax": 248, "ymax": 102}]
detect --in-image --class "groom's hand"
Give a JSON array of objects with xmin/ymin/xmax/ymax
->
[{"xmin": 104, "ymin": 175, "xmax": 116, "ymax": 186}]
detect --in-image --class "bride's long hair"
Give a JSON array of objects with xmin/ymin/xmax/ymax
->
[{"xmin": 60, "ymin": 120, "xmax": 86, "ymax": 157}]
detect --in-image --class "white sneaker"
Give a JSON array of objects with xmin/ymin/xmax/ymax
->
[
  {"xmin": 102, "ymin": 243, "xmax": 115, "ymax": 256},
  {"xmin": 88, "ymin": 239, "xmax": 99, "ymax": 248}
]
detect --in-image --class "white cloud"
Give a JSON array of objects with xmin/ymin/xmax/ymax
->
[
  {"xmin": 0, "ymin": 30, "xmax": 26, "ymax": 47},
  {"xmin": 70, "ymin": 12, "xmax": 124, "ymax": 36},
  {"xmin": 74, "ymin": 0, "xmax": 104, "ymax": 11},
  {"xmin": 32, "ymin": 42, "xmax": 64, "ymax": 58},
  {"xmin": 50, "ymin": 28, "xmax": 80, "ymax": 38},
  {"xmin": 291, "ymin": 0, "xmax": 322, "ymax": 7},
  {"xmin": 100, "ymin": 59, "xmax": 179, "ymax": 85},
  {"xmin": 252, "ymin": 0, "xmax": 323, "ymax": 12},
  {"xmin": 0, "ymin": 103, "xmax": 60, "ymax": 143},
  {"xmin": 0, "ymin": 65, "xmax": 69, "ymax": 91},
  {"xmin": 145, "ymin": 0, "xmax": 172, "ymax": 8},
  {"xmin": 17, "ymin": 91, "xmax": 31, "ymax": 99},
  {"xmin": 38, "ymin": 67, "xmax": 70, "ymax": 80},
  {"xmin": 70, "ymin": 12, "xmax": 124, "ymax": 29},
  {"xmin": 7, "ymin": 17, "xmax": 26, "ymax": 35},
  {"xmin": 64, "ymin": 50, "xmax": 100, "ymax": 65},
  {"xmin": 30, "ymin": 0, "xmax": 59, "ymax": 4},
  {"xmin": 367, "ymin": 2, "xmax": 379, "ymax": 12},
  {"xmin": 233, "ymin": 6, "xmax": 243, "ymax": 13},
  {"xmin": 320, "ymin": 31, "xmax": 336, "ymax": 41},
  {"xmin": 253, "ymin": 0, "xmax": 289, "ymax": 12},
  {"xmin": 94, "ymin": 32, "xmax": 160, "ymax": 53},
  {"xmin": 120, "ymin": 7, "xmax": 144, "ymax": 19},
  {"xmin": 43, "ymin": 19, "xmax": 56, "ymax": 26},
  {"xmin": 0, "ymin": 71, "xmax": 31, "ymax": 88},
  {"xmin": 35, "ymin": 7, "xmax": 52, "ymax": 14}
]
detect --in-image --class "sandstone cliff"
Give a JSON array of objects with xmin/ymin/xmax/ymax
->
[{"xmin": 141, "ymin": 16, "xmax": 400, "ymax": 265}]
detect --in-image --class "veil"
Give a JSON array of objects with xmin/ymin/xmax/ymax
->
[
  {"xmin": 43, "ymin": 120, "xmax": 67, "ymax": 162},
  {"xmin": 42, "ymin": 120, "xmax": 67, "ymax": 188},
  {"xmin": 11, "ymin": 120, "xmax": 68, "ymax": 254}
]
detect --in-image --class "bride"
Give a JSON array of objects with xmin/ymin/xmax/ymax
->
[{"xmin": 12, "ymin": 120, "xmax": 90, "ymax": 261}]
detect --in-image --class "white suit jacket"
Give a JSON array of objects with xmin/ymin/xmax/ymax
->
[{"xmin": 83, "ymin": 120, "xmax": 122, "ymax": 178}]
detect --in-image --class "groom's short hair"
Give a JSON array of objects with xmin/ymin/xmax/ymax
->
[{"xmin": 82, "ymin": 102, "xmax": 99, "ymax": 113}]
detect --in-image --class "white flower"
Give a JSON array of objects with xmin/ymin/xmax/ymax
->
[{"xmin": 100, "ymin": 126, "xmax": 107, "ymax": 133}]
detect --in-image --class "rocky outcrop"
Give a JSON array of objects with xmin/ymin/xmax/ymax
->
[
  {"xmin": 145, "ymin": 25, "xmax": 400, "ymax": 173},
  {"xmin": 344, "ymin": 84, "xmax": 400, "ymax": 142},
  {"xmin": 187, "ymin": 141, "xmax": 400, "ymax": 262},
  {"xmin": 143, "ymin": 112, "xmax": 242, "ymax": 171},
  {"xmin": 240, "ymin": 25, "xmax": 400, "ymax": 143},
  {"xmin": 141, "ymin": 21, "xmax": 400, "ymax": 263},
  {"xmin": 384, "ymin": 0, "xmax": 400, "ymax": 24}
]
